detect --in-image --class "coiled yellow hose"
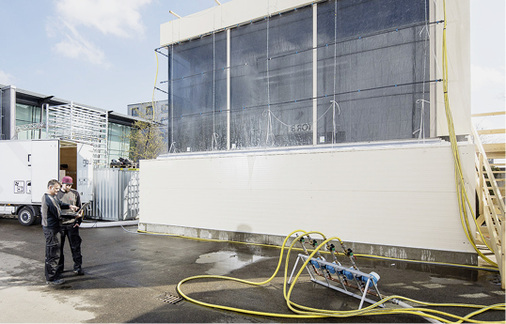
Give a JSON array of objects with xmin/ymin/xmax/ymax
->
[{"xmin": 174, "ymin": 230, "xmax": 504, "ymax": 322}]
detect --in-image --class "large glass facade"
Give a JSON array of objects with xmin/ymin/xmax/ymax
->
[
  {"xmin": 15, "ymin": 103, "xmax": 46, "ymax": 140},
  {"xmin": 166, "ymin": 0, "xmax": 430, "ymax": 153},
  {"xmin": 316, "ymin": 0, "xmax": 430, "ymax": 144},
  {"xmin": 171, "ymin": 31, "xmax": 227, "ymax": 152},
  {"xmin": 230, "ymin": 7, "xmax": 314, "ymax": 148},
  {"xmin": 108, "ymin": 123, "xmax": 131, "ymax": 161}
]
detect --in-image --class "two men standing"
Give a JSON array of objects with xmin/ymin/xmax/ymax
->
[
  {"xmin": 41, "ymin": 177, "xmax": 84, "ymax": 286},
  {"xmin": 57, "ymin": 176, "xmax": 85, "ymax": 276}
]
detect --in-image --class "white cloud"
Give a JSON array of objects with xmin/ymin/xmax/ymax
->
[
  {"xmin": 53, "ymin": 22, "xmax": 109, "ymax": 67},
  {"xmin": 55, "ymin": 0, "xmax": 152, "ymax": 38},
  {"xmin": 0, "ymin": 70, "xmax": 15, "ymax": 85},
  {"xmin": 47, "ymin": 0, "xmax": 151, "ymax": 66}
]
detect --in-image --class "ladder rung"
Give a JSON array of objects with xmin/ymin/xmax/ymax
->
[
  {"xmin": 471, "ymin": 111, "xmax": 506, "ymax": 117},
  {"xmin": 477, "ymin": 128, "xmax": 506, "ymax": 135}
]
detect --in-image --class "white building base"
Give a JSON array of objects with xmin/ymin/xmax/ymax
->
[{"xmin": 139, "ymin": 140, "xmax": 477, "ymax": 264}]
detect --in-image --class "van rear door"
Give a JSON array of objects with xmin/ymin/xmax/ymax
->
[
  {"xmin": 76, "ymin": 143, "xmax": 94, "ymax": 203},
  {"xmin": 31, "ymin": 140, "xmax": 59, "ymax": 203}
]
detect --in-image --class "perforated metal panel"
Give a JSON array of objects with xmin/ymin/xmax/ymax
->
[{"xmin": 46, "ymin": 103, "xmax": 108, "ymax": 167}]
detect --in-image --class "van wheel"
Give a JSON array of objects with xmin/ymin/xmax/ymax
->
[{"xmin": 18, "ymin": 207, "xmax": 36, "ymax": 226}]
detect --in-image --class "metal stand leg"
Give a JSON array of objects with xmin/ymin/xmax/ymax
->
[
  {"xmin": 288, "ymin": 256, "xmax": 301, "ymax": 285},
  {"xmin": 358, "ymin": 278, "xmax": 371, "ymax": 310},
  {"xmin": 290, "ymin": 254, "xmax": 384, "ymax": 309}
]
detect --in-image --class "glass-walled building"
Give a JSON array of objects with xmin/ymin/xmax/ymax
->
[
  {"xmin": 0, "ymin": 85, "xmax": 138, "ymax": 163},
  {"xmin": 107, "ymin": 120, "xmax": 132, "ymax": 162},
  {"xmin": 15, "ymin": 102, "xmax": 47, "ymax": 140},
  {"xmin": 160, "ymin": 0, "xmax": 435, "ymax": 153}
]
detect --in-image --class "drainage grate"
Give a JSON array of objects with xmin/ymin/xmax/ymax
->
[{"xmin": 158, "ymin": 292, "xmax": 183, "ymax": 304}]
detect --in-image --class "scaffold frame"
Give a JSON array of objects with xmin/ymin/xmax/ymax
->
[{"xmin": 46, "ymin": 103, "xmax": 108, "ymax": 167}]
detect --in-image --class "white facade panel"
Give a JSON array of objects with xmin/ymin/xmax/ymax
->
[
  {"xmin": 139, "ymin": 142, "xmax": 475, "ymax": 253},
  {"xmin": 161, "ymin": 0, "xmax": 313, "ymax": 46},
  {"xmin": 433, "ymin": 0, "xmax": 471, "ymax": 137},
  {"xmin": 220, "ymin": 0, "xmax": 269, "ymax": 28}
]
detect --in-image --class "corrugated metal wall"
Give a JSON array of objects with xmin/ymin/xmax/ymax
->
[{"xmin": 91, "ymin": 168, "xmax": 139, "ymax": 221}]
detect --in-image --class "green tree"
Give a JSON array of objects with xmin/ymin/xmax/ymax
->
[{"xmin": 128, "ymin": 115, "xmax": 164, "ymax": 163}]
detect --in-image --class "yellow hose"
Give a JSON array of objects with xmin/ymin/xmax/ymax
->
[
  {"xmin": 136, "ymin": 229, "xmax": 498, "ymax": 272},
  {"xmin": 175, "ymin": 230, "xmax": 505, "ymax": 322},
  {"xmin": 155, "ymin": 4, "xmax": 503, "ymax": 320},
  {"xmin": 441, "ymin": 0, "xmax": 497, "ymax": 265}
]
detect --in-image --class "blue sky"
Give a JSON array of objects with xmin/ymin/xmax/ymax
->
[
  {"xmin": 469, "ymin": 0, "xmax": 505, "ymax": 133},
  {"xmin": 0, "ymin": 0, "xmax": 233, "ymax": 114},
  {"xmin": 0, "ymin": 0, "xmax": 504, "ymax": 121}
]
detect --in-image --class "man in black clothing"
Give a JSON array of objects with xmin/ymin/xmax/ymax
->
[
  {"xmin": 56, "ymin": 176, "xmax": 84, "ymax": 276},
  {"xmin": 41, "ymin": 179, "xmax": 78, "ymax": 285}
]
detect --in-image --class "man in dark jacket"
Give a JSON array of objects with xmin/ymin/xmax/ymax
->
[
  {"xmin": 41, "ymin": 179, "xmax": 78, "ymax": 285},
  {"xmin": 56, "ymin": 176, "xmax": 84, "ymax": 276}
]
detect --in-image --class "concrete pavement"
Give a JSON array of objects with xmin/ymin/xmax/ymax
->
[{"xmin": 0, "ymin": 217, "xmax": 504, "ymax": 323}]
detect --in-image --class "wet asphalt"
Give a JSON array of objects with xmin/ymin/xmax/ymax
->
[{"xmin": 0, "ymin": 217, "xmax": 504, "ymax": 323}]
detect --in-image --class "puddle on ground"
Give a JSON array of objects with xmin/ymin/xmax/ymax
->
[{"xmin": 196, "ymin": 250, "xmax": 270, "ymax": 275}]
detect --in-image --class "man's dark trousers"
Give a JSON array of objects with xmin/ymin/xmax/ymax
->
[
  {"xmin": 43, "ymin": 226, "xmax": 61, "ymax": 281},
  {"xmin": 57, "ymin": 224, "xmax": 82, "ymax": 274}
]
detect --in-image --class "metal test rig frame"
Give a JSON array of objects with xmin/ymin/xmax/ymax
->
[{"xmin": 288, "ymin": 234, "xmax": 383, "ymax": 310}]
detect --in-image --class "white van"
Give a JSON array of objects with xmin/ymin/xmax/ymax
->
[{"xmin": 0, "ymin": 139, "xmax": 93, "ymax": 225}]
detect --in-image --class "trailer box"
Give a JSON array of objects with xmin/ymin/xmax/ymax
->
[{"xmin": 0, "ymin": 139, "xmax": 93, "ymax": 225}]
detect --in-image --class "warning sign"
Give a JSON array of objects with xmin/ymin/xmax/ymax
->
[{"xmin": 14, "ymin": 180, "xmax": 25, "ymax": 194}]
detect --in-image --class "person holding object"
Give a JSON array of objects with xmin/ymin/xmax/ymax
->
[
  {"xmin": 56, "ymin": 176, "xmax": 85, "ymax": 276},
  {"xmin": 41, "ymin": 179, "xmax": 78, "ymax": 286}
]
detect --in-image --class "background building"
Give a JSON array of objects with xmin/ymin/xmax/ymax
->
[
  {"xmin": 0, "ymin": 84, "xmax": 143, "ymax": 222},
  {"xmin": 139, "ymin": 0, "xmax": 478, "ymax": 264},
  {"xmin": 0, "ymin": 84, "xmax": 141, "ymax": 164},
  {"xmin": 127, "ymin": 100, "xmax": 169, "ymax": 152}
]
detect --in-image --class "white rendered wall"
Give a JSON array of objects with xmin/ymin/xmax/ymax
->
[
  {"xmin": 160, "ymin": 0, "xmax": 312, "ymax": 46},
  {"xmin": 139, "ymin": 142, "xmax": 475, "ymax": 254},
  {"xmin": 432, "ymin": 0, "xmax": 471, "ymax": 137}
]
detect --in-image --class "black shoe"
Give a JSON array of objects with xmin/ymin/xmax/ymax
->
[
  {"xmin": 74, "ymin": 269, "xmax": 85, "ymax": 276},
  {"xmin": 46, "ymin": 279, "xmax": 65, "ymax": 285}
]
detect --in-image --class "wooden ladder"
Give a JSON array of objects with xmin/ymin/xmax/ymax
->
[{"xmin": 472, "ymin": 111, "xmax": 505, "ymax": 289}]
